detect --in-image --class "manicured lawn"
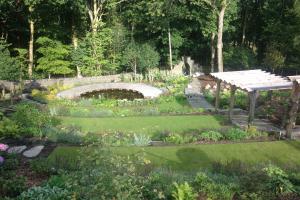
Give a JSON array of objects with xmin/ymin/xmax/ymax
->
[
  {"xmin": 60, "ymin": 115, "xmax": 224, "ymax": 134},
  {"xmin": 49, "ymin": 141, "xmax": 300, "ymax": 171}
]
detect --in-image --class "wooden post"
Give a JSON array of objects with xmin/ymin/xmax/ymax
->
[
  {"xmin": 248, "ymin": 90, "xmax": 258, "ymax": 124},
  {"xmin": 215, "ymin": 80, "xmax": 221, "ymax": 111},
  {"xmin": 286, "ymin": 81, "xmax": 300, "ymax": 138},
  {"xmin": 228, "ymin": 85, "xmax": 237, "ymax": 122}
]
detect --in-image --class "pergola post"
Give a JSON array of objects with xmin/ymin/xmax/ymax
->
[
  {"xmin": 215, "ymin": 79, "xmax": 221, "ymax": 111},
  {"xmin": 228, "ymin": 85, "xmax": 237, "ymax": 122},
  {"xmin": 248, "ymin": 90, "xmax": 258, "ymax": 124},
  {"xmin": 286, "ymin": 81, "xmax": 300, "ymax": 138}
]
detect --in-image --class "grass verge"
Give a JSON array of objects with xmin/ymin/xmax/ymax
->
[
  {"xmin": 48, "ymin": 141, "xmax": 300, "ymax": 171},
  {"xmin": 60, "ymin": 115, "xmax": 224, "ymax": 134}
]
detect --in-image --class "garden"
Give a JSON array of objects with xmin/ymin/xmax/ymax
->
[
  {"xmin": 1, "ymin": 0, "xmax": 300, "ymax": 199},
  {"xmin": 1, "ymin": 74, "xmax": 300, "ymax": 200}
]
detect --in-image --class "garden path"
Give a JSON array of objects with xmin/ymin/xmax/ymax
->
[{"xmin": 185, "ymin": 78, "xmax": 213, "ymax": 110}]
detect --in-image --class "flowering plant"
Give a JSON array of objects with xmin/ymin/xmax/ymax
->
[
  {"xmin": 0, "ymin": 143, "xmax": 9, "ymax": 151},
  {"xmin": 0, "ymin": 143, "xmax": 8, "ymax": 165}
]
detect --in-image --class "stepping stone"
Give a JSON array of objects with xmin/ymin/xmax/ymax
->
[
  {"xmin": 23, "ymin": 145, "xmax": 44, "ymax": 158},
  {"xmin": 7, "ymin": 145, "xmax": 27, "ymax": 154}
]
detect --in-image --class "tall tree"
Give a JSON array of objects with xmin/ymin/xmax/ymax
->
[
  {"xmin": 36, "ymin": 37, "xmax": 73, "ymax": 78},
  {"xmin": 23, "ymin": 0, "xmax": 42, "ymax": 78}
]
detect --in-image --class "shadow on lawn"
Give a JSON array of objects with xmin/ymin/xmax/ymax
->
[{"xmin": 175, "ymin": 147, "xmax": 211, "ymax": 170}]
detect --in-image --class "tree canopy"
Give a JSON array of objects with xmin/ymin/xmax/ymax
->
[{"xmin": 0, "ymin": 0, "xmax": 299, "ymax": 80}]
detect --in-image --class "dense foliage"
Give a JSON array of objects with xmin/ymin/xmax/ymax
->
[{"xmin": 0, "ymin": 0, "xmax": 299, "ymax": 79}]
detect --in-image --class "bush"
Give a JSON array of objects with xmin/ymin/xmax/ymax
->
[
  {"xmin": 64, "ymin": 146, "xmax": 146, "ymax": 199},
  {"xmin": 0, "ymin": 171, "xmax": 26, "ymax": 198},
  {"xmin": 12, "ymin": 103, "xmax": 60, "ymax": 138},
  {"xmin": 225, "ymin": 128, "xmax": 247, "ymax": 141},
  {"xmin": 0, "ymin": 117, "xmax": 20, "ymax": 139},
  {"xmin": 263, "ymin": 165, "xmax": 295, "ymax": 196},
  {"xmin": 199, "ymin": 130, "xmax": 223, "ymax": 142},
  {"xmin": 246, "ymin": 126, "xmax": 269, "ymax": 139},
  {"xmin": 46, "ymin": 126, "xmax": 83, "ymax": 145},
  {"xmin": 193, "ymin": 172, "xmax": 237, "ymax": 200}
]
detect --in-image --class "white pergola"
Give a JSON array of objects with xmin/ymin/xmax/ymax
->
[
  {"xmin": 286, "ymin": 76, "xmax": 300, "ymax": 137},
  {"xmin": 210, "ymin": 70, "xmax": 293, "ymax": 124}
]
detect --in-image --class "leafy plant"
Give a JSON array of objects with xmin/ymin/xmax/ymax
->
[
  {"xmin": 263, "ymin": 165, "xmax": 295, "ymax": 195},
  {"xmin": 0, "ymin": 117, "xmax": 20, "ymax": 139},
  {"xmin": 164, "ymin": 133, "xmax": 197, "ymax": 145},
  {"xmin": 225, "ymin": 128, "xmax": 247, "ymax": 141},
  {"xmin": 199, "ymin": 130, "xmax": 223, "ymax": 142},
  {"xmin": 172, "ymin": 182, "xmax": 197, "ymax": 200},
  {"xmin": 18, "ymin": 185, "xmax": 71, "ymax": 200},
  {"xmin": 133, "ymin": 134, "xmax": 151, "ymax": 146},
  {"xmin": 193, "ymin": 172, "xmax": 237, "ymax": 200},
  {"xmin": 246, "ymin": 126, "xmax": 269, "ymax": 139}
]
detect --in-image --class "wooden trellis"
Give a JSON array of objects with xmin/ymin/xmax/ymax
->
[
  {"xmin": 210, "ymin": 70, "xmax": 293, "ymax": 124},
  {"xmin": 286, "ymin": 76, "xmax": 300, "ymax": 138}
]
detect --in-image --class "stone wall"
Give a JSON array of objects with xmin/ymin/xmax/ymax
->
[{"xmin": 0, "ymin": 74, "xmax": 129, "ymax": 91}]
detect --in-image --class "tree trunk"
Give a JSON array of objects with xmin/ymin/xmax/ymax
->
[
  {"xmin": 217, "ymin": 4, "xmax": 227, "ymax": 72},
  {"xmin": 241, "ymin": 8, "xmax": 247, "ymax": 45},
  {"xmin": 210, "ymin": 32, "xmax": 216, "ymax": 72},
  {"xmin": 134, "ymin": 59, "xmax": 137, "ymax": 81},
  {"xmin": 28, "ymin": 18, "xmax": 34, "ymax": 79},
  {"xmin": 168, "ymin": 28, "xmax": 173, "ymax": 70},
  {"xmin": 228, "ymin": 85, "xmax": 236, "ymax": 122},
  {"xmin": 72, "ymin": 18, "xmax": 82, "ymax": 78}
]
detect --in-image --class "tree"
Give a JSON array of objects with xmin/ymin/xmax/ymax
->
[
  {"xmin": 139, "ymin": 43, "xmax": 160, "ymax": 72},
  {"xmin": 121, "ymin": 42, "xmax": 160, "ymax": 77},
  {"xmin": 0, "ymin": 40, "xmax": 21, "ymax": 81},
  {"xmin": 71, "ymin": 29, "xmax": 113, "ymax": 76},
  {"xmin": 216, "ymin": 0, "xmax": 237, "ymax": 72},
  {"xmin": 121, "ymin": 42, "xmax": 139, "ymax": 78},
  {"xmin": 263, "ymin": 46, "xmax": 285, "ymax": 73},
  {"xmin": 23, "ymin": 0, "xmax": 42, "ymax": 78},
  {"xmin": 36, "ymin": 37, "xmax": 73, "ymax": 78}
]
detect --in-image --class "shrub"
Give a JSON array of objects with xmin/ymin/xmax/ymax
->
[
  {"xmin": 225, "ymin": 128, "xmax": 247, "ymax": 141},
  {"xmin": 172, "ymin": 182, "xmax": 197, "ymax": 200},
  {"xmin": 199, "ymin": 130, "xmax": 223, "ymax": 142},
  {"xmin": 64, "ymin": 146, "xmax": 146, "ymax": 199},
  {"xmin": 193, "ymin": 172, "xmax": 237, "ymax": 200},
  {"xmin": 246, "ymin": 126, "xmax": 269, "ymax": 139},
  {"xmin": 263, "ymin": 165, "xmax": 295, "ymax": 195},
  {"xmin": 0, "ymin": 171, "xmax": 26, "ymax": 198},
  {"xmin": 0, "ymin": 117, "xmax": 20, "ymax": 139},
  {"xmin": 12, "ymin": 103, "xmax": 60, "ymax": 138}
]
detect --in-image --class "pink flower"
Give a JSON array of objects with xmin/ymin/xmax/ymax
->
[{"xmin": 0, "ymin": 144, "xmax": 9, "ymax": 151}]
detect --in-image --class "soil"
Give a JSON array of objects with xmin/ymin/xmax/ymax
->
[{"xmin": 1, "ymin": 139, "xmax": 57, "ymax": 188}]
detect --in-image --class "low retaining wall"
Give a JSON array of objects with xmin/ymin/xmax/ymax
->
[
  {"xmin": 0, "ymin": 74, "xmax": 130, "ymax": 91},
  {"xmin": 57, "ymin": 83, "xmax": 163, "ymax": 99}
]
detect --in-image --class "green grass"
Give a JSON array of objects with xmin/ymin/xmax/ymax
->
[
  {"xmin": 60, "ymin": 115, "xmax": 224, "ymax": 134},
  {"xmin": 49, "ymin": 141, "xmax": 300, "ymax": 171}
]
